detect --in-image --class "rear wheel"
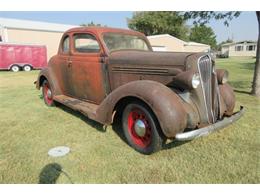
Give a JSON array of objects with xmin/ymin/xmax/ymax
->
[
  {"xmin": 11, "ymin": 65, "xmax": 20, "ymax": 72},
  {"xmin": 42, "ymin": 80, "xmax": 55, "ymax": 107},
  {"xmin": 122, "ymin": 101, "xmax": 165, "ymax": 154},
  {"xmin": 23, "ymin": 65, "xmax": 32, "ymax": 71}
]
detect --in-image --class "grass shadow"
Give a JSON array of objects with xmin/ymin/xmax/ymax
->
[
  {"xmin": 234, "ymin": 89, "xmax": 251, "ymax": 95},
  {"xmin": 39, "ymin": 163, "xmax": 62, "ymax": 184},
  {"xmin": 39, "ymin": 163, "xmax": 74, "ymax": 184},
  {"xmin": 163, "ymin": 140, "xmax": 191, "ymax": 150},
  {"xmin": 228, "ymin": 80, "xmax": 251, "ymax": 90},
  {"xmin": 111, "ymin": 112, "xmax": 127, "ymax": 144},
  {"xmin": 39, "ymin": 94, "xmax": 43, "ymax": 99},
  {"xmin": 57, "ymin": 103, "xmax": 106, "ymax": 133}
]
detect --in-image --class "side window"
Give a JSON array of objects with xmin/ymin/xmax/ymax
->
[
  {"xmin": 74, "ymin": 34, "xmax": 100, "ymax": 53},
  {"xmin": 62, "ymin": 36, "xmax": 70, "ymax": 53}
]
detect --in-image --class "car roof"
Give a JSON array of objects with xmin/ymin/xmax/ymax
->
[{"xmin": 65, "ymin": 26, "xmax": 145, "ymax": 37}]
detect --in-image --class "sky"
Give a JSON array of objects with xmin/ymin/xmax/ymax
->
[{"xmin": 0, "ymin": 11, "xmax": 258, "ymax": 43}]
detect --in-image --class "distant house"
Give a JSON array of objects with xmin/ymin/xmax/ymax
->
[
  {"xmin": 220, "ymin": 41, "xmax": 257, "ymax": 57},
  {"xmin": 0, "ymin": 17, "xmax": 78, "ymax": 60},
  {"xmin": 147, "ymin": 34, "xmax": 210, "ymax": 53}
]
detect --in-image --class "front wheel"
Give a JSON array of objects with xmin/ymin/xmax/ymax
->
[
  {"xmin": 122, "ymin": 101, "xmax": 165, "ymax": 154},
  {"xmin": 42, "ymin": 80, "xmax": 55, "ymax": 107}
]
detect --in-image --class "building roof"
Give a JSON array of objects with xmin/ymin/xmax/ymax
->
[
  {"xmin": 221, "ymin": 41, "xmax": 257, "ymax": 47},
  {"xmin": 147, "ymin": 34, "xmax": 209, "ymax": 47},
  {"xmin": 0, "ymin": 17, "xmax": 78, "ymax": 33},
  {"xmin": 147, "ymin": 34, "xmax": 186, "ymax": 44},
  {"xmin": 184, "ymin": 41, "xmax": 209, "ymax": 47}
]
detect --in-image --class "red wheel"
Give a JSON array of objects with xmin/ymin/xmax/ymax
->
[
  {"xmin": 42, "ymin": 80, "xmax": 55, "ymax": 107},
  {"xmin": 127, "ymin": 108, "xmax": 152, "ymax": 148},
  {"xmin": 122, "ymin": 101, "xmax": 165, "ymax": 154}
]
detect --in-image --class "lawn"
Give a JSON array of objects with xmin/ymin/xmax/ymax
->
[{"xmin": 0, "ymin": 57, "xmax": 259, "ymax": 183}]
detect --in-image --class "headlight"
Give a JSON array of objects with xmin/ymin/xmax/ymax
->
[
  {"xmin": 216, "ymin": 69, "xmax": 229, "ymax": 84},
  {"xmin": 222, "ymin": 71, "xmax": 229, "ymax": 84},
  {"xmin": 192, "ymin": 73, "xmax": 201, "ymax": 88}
]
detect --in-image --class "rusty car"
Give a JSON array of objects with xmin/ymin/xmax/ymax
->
[{"xmin": 35, "ymin": 27, "xmax": 244, "ymax": 154}]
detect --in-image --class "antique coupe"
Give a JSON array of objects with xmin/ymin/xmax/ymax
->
[{"xmin": 35, "ymin": 27, "xmax": 244, "ymax": 154}]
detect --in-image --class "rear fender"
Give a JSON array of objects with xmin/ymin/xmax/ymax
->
[
  {"xmin": 96, "ymin": 80, "xmax": 187, "ymax": 138},
  {"xmin": 35, "ymin": 67, "xmax": 62, "ymax": 96}
]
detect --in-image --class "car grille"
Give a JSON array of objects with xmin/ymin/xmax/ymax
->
[{"xmin": 198, "ymin": 55, "xmax": 219, "ymax": 123}]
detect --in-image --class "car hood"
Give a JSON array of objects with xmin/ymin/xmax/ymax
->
[{"xmin": 108, "ymin": 50, "xmax": 195, "ymax": 68}]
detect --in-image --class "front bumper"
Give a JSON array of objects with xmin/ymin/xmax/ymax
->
[{"xmin": 175, "ymin": 106, "xmax": 245, "ymax": 141}]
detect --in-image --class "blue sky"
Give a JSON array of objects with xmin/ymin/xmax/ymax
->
[{"xmin": 0, "ymin": 11, "xmax": 257, "ymax": 43}]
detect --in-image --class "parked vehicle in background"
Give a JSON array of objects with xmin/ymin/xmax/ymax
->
[
  {"xmin": 36, "ymin": 27, "xmax": 244, "ymax": 154},
  {"xmin": 0, "ymin": 43, "xmax": 47, "ymax": 72}
]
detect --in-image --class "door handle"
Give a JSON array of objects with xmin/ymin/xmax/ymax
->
[{"xmin": 67, "ymin": 60, "xmax": 72, "ymax": 67}]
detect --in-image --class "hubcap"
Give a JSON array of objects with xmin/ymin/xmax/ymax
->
[
  {"xmin": 47, "ymin": 89, "xmax": 52, "ymax": 98},
  {"xmin": 127, "ymin": 108, "xmax": 152, "ymax": 148},
  {"xmin": 43, "ymin": 83, "xmax": 53, "ymax": 105},
  {"xmin": 134, "ymin": 119, "xmax": 146, "ymax": 137}
]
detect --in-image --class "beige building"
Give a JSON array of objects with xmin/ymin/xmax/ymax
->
[
  {"xmin": 147, "ymin": 34, "xmax": 210, "ymax": 52},
  {"xmin": 221, "ymin": 41, "xmax": 257, "ymax": 57},
  {"xmin": 0, "ymin": 17, "xmax": 78, "ymax": 60}
]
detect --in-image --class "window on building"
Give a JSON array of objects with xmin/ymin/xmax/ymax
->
[
  {"xmin": 74, "ymin": 34, "xmax": 100, "ymax": 53},
  {"xmin": 62, "ymin": 36, "xmax": 70, "ymax": 53},
  {"xmin": 246, "ymin": 45, "xmax": 256, "ymax": 51},
  {"xmin": 235, "ymin": 45, "xmax": 243, "ymax": 51}
]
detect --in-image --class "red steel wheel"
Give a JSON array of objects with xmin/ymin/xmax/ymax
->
[
  {"xmin": 127, "ymin": 108, "xmax": 152, "ymax": 148},
  {"xmin": 122, "ymin": 101, "xmax": 165, "ymax": 154},
  {"xmin": 42, "ymin": 80, "xmax": 55, "ymax": 107}
]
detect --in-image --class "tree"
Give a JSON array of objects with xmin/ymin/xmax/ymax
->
[
  {"xmin": 189, "ymin": 24, "xmax": 217, "ymax": 50},
  {"xmin": 184, "ymin": 11, "xmax": 260, "ymax": 97},
  {"xmin": 127, "ymin": 12, "xmax": 189, "ymax": 41},
  {"xmin": 80, "ymin": 21, "xmax": 107, "ymax": 27}
]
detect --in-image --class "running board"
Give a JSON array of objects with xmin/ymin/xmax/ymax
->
[{"xmin": 53, "ymin": 95, "xmax": 98, "ymax": 119}]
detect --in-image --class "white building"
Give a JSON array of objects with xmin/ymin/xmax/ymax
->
[
  {"xmin": 0, "ymin": 17, "xmax": 78, "ymax": 59},
  {"xmin": 147, "ymin": 34, "xmax": 210, "ymax": 52},
  {"xmin": 221, "ymin": 41, "xmax": 257, "ymax": 57}
]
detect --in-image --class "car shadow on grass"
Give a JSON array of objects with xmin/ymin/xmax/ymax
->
[
  {"xmin": 57, "ymin": 103, "xmax": 106, "ymax": 133},
  {"xmin": 39, "ymin": 163, "xmax": 74, "ymax": 184},
  {"xmin": 54, "ymin": 101, "xmax": 190, "ymax": 152},
  {"xmin": 162, "ymin": 140, "xmax": 191, "ymax": 150}
]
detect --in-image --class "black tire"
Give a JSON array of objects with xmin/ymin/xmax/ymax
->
[
  {"xmin": 122, "ymin": 101, "xmax": 165, "ymax": 154},
  {"xmin": 10, "ymin": 65, "xmax": 20, "ymax": 72},
  {"xmin": 23, "ymin": 65, "xmax": 32, "ymax": 71},
  {"xmin": 42, "ymin": 80, "xmax": 55, "ymax": 107}
]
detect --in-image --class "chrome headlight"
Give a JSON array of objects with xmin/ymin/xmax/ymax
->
[
  {"xmin": 216, "ymin": 69, "xmax": 229, "ymax": 84},
  {"xmin": 192, "ymin": 73, "xmax": 201, "ymax": 88},
  {"xmin": 222, "ymin": 71, "xmax": 229, "ymax": 84}
]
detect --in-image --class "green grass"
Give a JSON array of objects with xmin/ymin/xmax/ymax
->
[{"xmin": 0, "ymin": 57, "xmax": 259, "ymax": 183}]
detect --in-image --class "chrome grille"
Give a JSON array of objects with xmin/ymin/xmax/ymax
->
[{"xmin": 198, "ymin": 55, "xmax": 219, "ymax": 123}]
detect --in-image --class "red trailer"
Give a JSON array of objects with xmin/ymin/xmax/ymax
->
[{"xmin": 0, "ymin": 43, "xmax": 47, "ymax": 72}]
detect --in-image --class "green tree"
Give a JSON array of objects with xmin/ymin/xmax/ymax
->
[
  {"xmin": 189, "ymin": 24, "xmax": 217, "ymax": 49},
  {"xmin": 184, "ymin": 11, "xmax": 260, "ymax": 97},
  {"xmin": 80, "ymin": 21, "xmax": 107, "ymax": 27},
  {"xmin": 127, "ymin": 12, "xmax": 189, "ymax": 41}
]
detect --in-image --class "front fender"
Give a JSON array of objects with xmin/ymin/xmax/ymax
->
[{"xmin": 96, "ymin": 80, "xmax": 187, "ymax": 138}]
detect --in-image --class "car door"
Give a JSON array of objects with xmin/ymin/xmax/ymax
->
[
  {"xmin": 69, "ymin": 32, "xmax": 107, "ymax": 104},
  {"xmin": 54, "ymin": 34, "xmax": 74, "ymax": 96}
]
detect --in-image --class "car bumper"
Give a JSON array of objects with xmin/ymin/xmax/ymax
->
[{"xmin": 175, "ymin": 106, "xmax": 245, "ymax": 141}]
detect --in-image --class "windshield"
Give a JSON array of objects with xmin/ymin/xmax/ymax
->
[{"xmin": 103, "ymin": 33, "xmax": 150, "ymax": 52}]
